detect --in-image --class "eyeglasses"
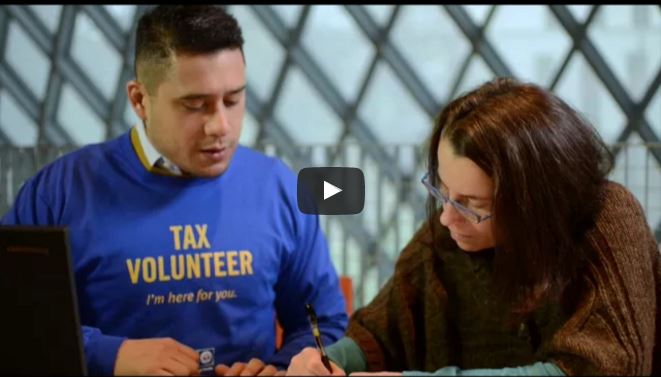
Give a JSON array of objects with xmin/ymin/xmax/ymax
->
[{"xmin": 421, "ymin": 172, "xmax": 493, "ymax": 224}]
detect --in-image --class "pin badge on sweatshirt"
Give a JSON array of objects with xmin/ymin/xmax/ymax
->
[{"xmin": 197, "ymin": 347, "xmax": 215, "ymax": 374}]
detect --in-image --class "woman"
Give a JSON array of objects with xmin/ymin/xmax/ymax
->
[{"xmin": 287, "ymin": 78, "xmax": 660, "ymax": 376}]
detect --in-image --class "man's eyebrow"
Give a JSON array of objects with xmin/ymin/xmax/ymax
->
[
  {"xmin": 437, "ymin": 178, "xmax": 491, "ymax": 201},
  {"xmin": 177, "ymin": 85, "xmax": 247, "ymax": 101},
  {"xmin": 227, "ymin": 85, "xmax": 247, "ymax": 95}
]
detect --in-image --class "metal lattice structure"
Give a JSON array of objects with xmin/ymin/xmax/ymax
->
[{"xmin": 1, "ymin": 5, "xmax": 660, "ymax": 306}]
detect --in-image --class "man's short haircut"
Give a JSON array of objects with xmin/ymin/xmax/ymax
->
[{"xmin": 134, "ymin": 5, "xmax": 244, "ymax": 94}]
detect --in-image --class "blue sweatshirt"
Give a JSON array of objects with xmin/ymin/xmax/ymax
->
[{"xmin": 1, "ymin": 129, "xmax": 348, "ymax": 375}]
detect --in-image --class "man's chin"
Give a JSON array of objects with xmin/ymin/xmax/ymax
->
[
  {"xmin": 188, "ymin": 153, "xmax": 235, "ymax": 178},
  {"xmin": 189, "ymin": 163, "xmax": 230, "ymax": 178}
]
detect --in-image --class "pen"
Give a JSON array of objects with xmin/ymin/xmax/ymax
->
[{"xmin": 305, "ymin": 303, "xmax": 333, "ymax": 373}]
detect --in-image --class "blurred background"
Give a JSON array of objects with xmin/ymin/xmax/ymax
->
[{"xmin": 0, "ymin": 5, "xmax": 659, "ymax": 308}]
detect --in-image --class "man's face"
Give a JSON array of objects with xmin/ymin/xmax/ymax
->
[{"xmin": 138, "ymin": 48, "xmax": 246, "ymax": 178}]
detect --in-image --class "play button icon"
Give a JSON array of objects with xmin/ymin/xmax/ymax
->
[
  {"xmin": 297, "ymin": 167, "xmax": 365, "ymax": 215},
  {"xmin": 323, "ymin": 181, "xmax": 342, "ymax": 200}
]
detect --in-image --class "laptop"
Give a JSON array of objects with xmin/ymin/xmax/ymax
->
[{"xmin": 0, "ymin": 226, "xmax": 87, "ymax": 375}]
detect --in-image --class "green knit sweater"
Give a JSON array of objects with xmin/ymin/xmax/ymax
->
[{"xmin": 335, "ymin": 181, "xmax": 660, "ymax": 375}]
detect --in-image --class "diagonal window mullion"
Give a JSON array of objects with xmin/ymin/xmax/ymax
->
[
  {"xmin": 447, "ymin": 4, "xmax": 498, "ymax": 102},
  {"xmin": 334, "ymin": 6, "xmax": 416, "ymax": 260},
  {"xmin": 1, "ymin": 64, "xmax": 43, "ymax": 132},
  {"xmin": 251, "ymin": 5, "xmax": 310, "ymax": 150},
  {"xmin": 3, "ymin": 5, "xmax": 75, "ymax": 145},
  {"xmin": 6, "ymin": 5, "xmax": 53, "ymax": 58},
  {"xmin": 552, "ymin": 5, "xmax": 661, "ymax": 165},
  {"xmin": 253, "ymin": 5, "xmax": 426, "ymax": 268},
  {"xmin": 39, "ymin": 5, "xmax": 78, "ymax": 146},
  {"xmin": 346, "ymin": 5, "xmax": 439, "ymax": 119},
  {"xmin": 549, "ymin": 5, "xmax": 600, "ymax": 92},
  {"xmin": 254, "ymin": 5, "xmax": 412, "ymax": 186},
  {"xmin": 444, "ymin": 5, "xmax": 513, "ymax": 79},
  {"xmin": 58, "ymin": 56, "xmax": 111, "ymax": 125},
  {"xmin": 80, "ymin": 5, "xmax": 125, "ymax": 53},
  {"xmin": 616, "ymin": 70, "xmax": 661, "ymax": 148},
  {"xmin": 246, "ymin": 85, "xmax": 375, "ymax": 262},
  {"xmin": 0, "ymin": 130, "xmax": 9, "ymax": 144},
  {"xmin": 245, "ymin": 85, "xmax": 308, "ymax": 169},
  {"xmin": 0, "ymin": 7, "xmax": 8, "ymax": 57},
  {"xmin": 108, "ymin": 7, "xmax": 142, "ymax": 139},
  {"xmin": 552, "ymin": 7, "xmax": 634, "ymax": 122},
  {"xmin": 0, "ymin": 8, "xmax": 10, "ymax": 146},
  {"xmin": 638, "ymin": 69, "xmax": 661, "ymax": 134},
  {"xmin": 329, "ymin": 4, "xmax": 400, "ymax": 164},
  {"xmin": 551, "ymin": 5, "xmax": 634, "ymax": 112}
]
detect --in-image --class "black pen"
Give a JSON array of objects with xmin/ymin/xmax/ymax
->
[{"xmin": 305, "ymin": 303, "xmax": 333, "ymax": 373}]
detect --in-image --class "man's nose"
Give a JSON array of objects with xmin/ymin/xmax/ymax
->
[{"xmin": 204, "ymin": 107, "xmax": 230, "ymax": 136}]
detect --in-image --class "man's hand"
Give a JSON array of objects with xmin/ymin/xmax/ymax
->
[
  {"xmin": 286, "ymin": 347, "xmax": 345, "ymax": 376},
  {"xmin": 215, "ymin": 358, "xmax": 284, "ymax": 376},
  {"xmin": 113, "ymin": 337, "xmax": 200, "ymax": 376}
]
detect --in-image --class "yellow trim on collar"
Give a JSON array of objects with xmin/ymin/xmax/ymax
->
[
  {"xmin": 129, "ymin": 127, "xmax": 179, "ymax": 177},
  {"xmin": 130, "ymin": 127, "xmax": 151, "ymax": 171}
]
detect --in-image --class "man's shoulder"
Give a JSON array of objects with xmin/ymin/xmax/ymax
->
[{"xmin": 31, "ymin": 134, "xmax": 127, "ymax": 182}]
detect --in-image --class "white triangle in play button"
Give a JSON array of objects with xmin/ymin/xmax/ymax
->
[{"xmin": 323, "ymin": 181, "xmax": 342, "ymax": 200}]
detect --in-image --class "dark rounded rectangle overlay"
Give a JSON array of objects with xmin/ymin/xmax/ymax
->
[{"xmin": 297, "ymin": 167, "xmax": 365, "ymax": 215}]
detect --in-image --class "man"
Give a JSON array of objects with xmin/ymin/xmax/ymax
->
[{"xmin": 1, "ymin": 5, "xmax": 347, "ymax": 376}]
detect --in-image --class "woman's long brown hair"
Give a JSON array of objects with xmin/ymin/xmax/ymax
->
[{"xmin": 426, "ymin": 78, "xmax": 613, "ymax": 320}]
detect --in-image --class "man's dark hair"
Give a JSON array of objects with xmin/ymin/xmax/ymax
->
[{"xmin": 134, "ymin": 5, "xmax": 244, "ymax": 94}]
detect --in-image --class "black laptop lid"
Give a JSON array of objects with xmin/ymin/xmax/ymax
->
[{"xmin": 0, "ymin": 226, "xmax": 87, "ymax": 375}]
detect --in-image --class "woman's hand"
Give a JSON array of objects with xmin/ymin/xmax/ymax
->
[{"xmin": 286, "ymin": 347, "xmax": 345, "ymax": 376}]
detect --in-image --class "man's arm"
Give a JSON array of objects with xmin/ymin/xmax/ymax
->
[
  {"xmin": 269, "ymin": 212, "xmax": 347, "ymax": 368},
  {"xmin": 3, "ymin": 178, "xmax": 124, "ymax": 375},
  {"xmin": 82, "ymin": 326, "xmax": 127, "ymax": 375},
  {"xmin": 267, "ymin": 162, "xmax": 348, "ymax": 369}
]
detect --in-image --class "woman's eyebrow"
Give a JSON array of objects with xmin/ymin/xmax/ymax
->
[{"xmin": 437, "ymin": 178, "xmax": 491, "ymax": 201}]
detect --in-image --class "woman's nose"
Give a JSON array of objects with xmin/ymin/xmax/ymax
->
[{"xmin": 439, "ymin": 202, "xmax": 464, "ymax": 227}]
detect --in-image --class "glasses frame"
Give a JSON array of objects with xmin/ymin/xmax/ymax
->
[{"xmin": 421, "ymin": 172, "xmax": 493, "ymax": 224}]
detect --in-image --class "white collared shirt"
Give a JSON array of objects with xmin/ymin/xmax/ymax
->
[{"xmin": 134, "ymin": 122, "xmax": 183, "ymax": 176}]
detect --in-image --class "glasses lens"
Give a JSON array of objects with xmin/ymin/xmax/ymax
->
[
  {"xmin": 452, "ymin": 203, "xmax": 480, "ymax": 223},
  {"xmin": 423, "ymin": 174, "xmax": 485, "ymax": 224}
]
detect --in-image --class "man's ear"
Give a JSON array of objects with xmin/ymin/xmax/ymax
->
[{"xmin": 126, "ymin": 80, "xmax": 148, "ymax": 121}]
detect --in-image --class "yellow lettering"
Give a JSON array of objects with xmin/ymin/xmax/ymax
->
[
  {"xmin": 227, "ymin": 251, "xmax": 239, "ymax": 277},
  {"xmin": 169, "ymin": 225, "xmax": 183, "ymax": 251},
  {"xmin": 127, "ymin": 249, "xmax": 254, "ymax": 284},
  {"xmin": 168, "ymin": 291, "xmax": 193, "ymax": 304},
  {"xmin": 183, "ymin": 225, "xmax": 196, "ymax": 250},
  {"xmin": 126, "ymin": 259, "xmax": 141, "ymax": 284},
  {"xmin": 186, "ymin": 254, "xmax": 200, "ymax": 279},
  {"xmin": 200, "ymin": 252, "xmax": 213, "ymax": 277},
  {"xmin": 157, "ymin": 256, "xmax": 171, "ymax": 282},
  {"xmin": 214, "ymin": 252, "xmax": 227, "ymax": 277},
  {"xmin": 196, "ymin": 224, "xmax": 211, "ymax": 249},
  {"xmin": 143, "ymin": 257, "xmax": 157, "ymax": 283},
  {"xmin": 240, "ymin": 250, "xmax": 253, "ymax": 275},
  {"xmin": 170, "ymin": 255, "xmax": 185, "ymax": 280}
]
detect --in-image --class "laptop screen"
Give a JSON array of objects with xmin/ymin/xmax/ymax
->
[{"xmin": 0, "ymin": 226, "xmax": 87, "ymax": 375}]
